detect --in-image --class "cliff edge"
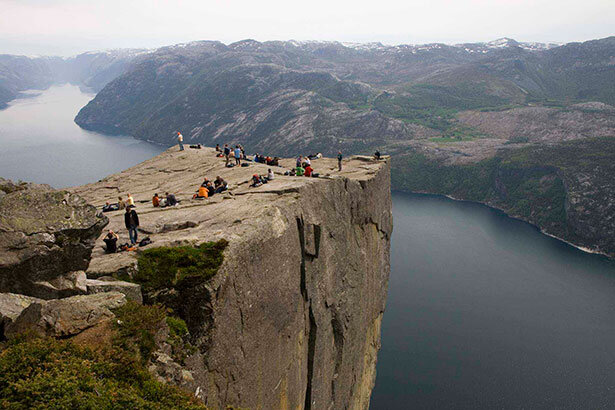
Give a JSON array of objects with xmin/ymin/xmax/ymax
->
[{"xmin": 70, "ymin": 148, "xmax": 392, "ymax": 409}]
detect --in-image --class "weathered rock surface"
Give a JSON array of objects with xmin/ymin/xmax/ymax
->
[
  {"xmin": 5, "ymin": 291, "xmax": 126, "ymax": 338},
  {"xmin": 70, "ymin": 147, "xmax": 392, "ymax": 409},
  {"xmin": 0, "ymin": 180, "xmax": 107, "ymax": 298},
  {"xmin": 0, "ymin": 293, "xmax": 43, "ymax": 337},
  {"xmin": 86, "ymin": 278, "xmax": 143, "ymax": 303}
]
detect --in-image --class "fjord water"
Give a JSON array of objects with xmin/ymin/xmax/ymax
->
[
  {"xmin": 0, "ymin": 84, "xmax": 163, "ymax": 188},
  {"xmin": 371, "ymin": 192, "xmax": 615, "ymax": 409}
]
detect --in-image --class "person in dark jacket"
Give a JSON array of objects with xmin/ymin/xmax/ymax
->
[
  {"xmin": 103, "ymin": 230, "xmax": 119, "ymax": 253},
  {"xmin": 124, "ymin": 206, "xmax": 140, "ymax": 245},
  {"xmin": 337, "ymin": 151, "xmax": 343, "ymax": 171}
]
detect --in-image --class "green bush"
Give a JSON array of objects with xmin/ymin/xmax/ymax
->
[
  {"xmin": 0, "ymin": 337, "xmax": 205, "ymax": 409},
  {"xmin": 135, "ymin": 240, "xmax": 228, "ymax": 293},
  {"xmin": 113, "ymin": 301, "xmax": 168, "ymax": 363}
]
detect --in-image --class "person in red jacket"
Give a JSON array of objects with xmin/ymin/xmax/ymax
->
[{"xmin": 304, "ymin": 164, "xmax": 313, "ymax": 177}]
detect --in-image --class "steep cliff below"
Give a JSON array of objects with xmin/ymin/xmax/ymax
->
[{"xmin": 69, "ymin": 148, "xmax": 392, "ymax": 408}]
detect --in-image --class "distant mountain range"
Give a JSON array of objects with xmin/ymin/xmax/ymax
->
[
  {"xmin": 0, "ymin": 49, "xmax": 146, "ymax": 108},
  {"xmin": 2, "ymin": 36, "xmax": 615, "ymax": 257}
]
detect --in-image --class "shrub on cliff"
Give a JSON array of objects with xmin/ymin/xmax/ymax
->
[
  {"xmin": 0, "ymin": 336, "xmax": 205, "ymax": 409},
  {"xmin": 135, "ymin": 240, "xmax": 228, "ymax": 293}
]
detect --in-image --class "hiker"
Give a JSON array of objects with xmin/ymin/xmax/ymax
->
[
  {"xmin": 103, "ymin": 230, "xmax": 119, "ymax": 253},
  {"xmin": 118, "ymin": 196, "xmax": 126, "ymax": 210},
  {"xmin": 295, "ymin": 165, "xmax": 305, "ymax": 176},
  {"xmin": 165, "ymin": 192, "xmax": 178, "ymax": 206},
  {"xmin": 224, "ymin": 144, "xmax": 231, "ymax": 165},
  {"xmin": 201, "ymin": 177, "xmax": 210, "ymax": 187},
  {"xmin": 193, "ymin": 185, "xmax": 208, "ymax": 199},
  {"xmin": 296, "ymin": 156, "xmax": 302, "ymax": 168},
  {"xmin": 177, "ymin": 132, "xmax": 184, "ymax": 151},
  {"xmin": 337, "ymin": 151, "xmax": 343, "ymax": 171},
  {"xmin": 267, "ymin": 169, "xmax": 275, "ymax": 180},
  {"xmin": 251, "ymin": 174, "xmax": 263, "ymax": 187},
  {"xmin": 215, "ymin": 144, "xmax": 221, "ymax": 152},
  {"xmin": 206, "ymin": 182, "xmax": 216, "ymax": 196},
  {"xmin": 152, "ymin": 193, "xmax": 160, "ymax": 207},
  {"xmin": 269, "ymin": 157, "xmax": 280, "ymax": 166},
  {"xmin": 126, "ymin": 193, "xmax": 135, "ymax": 207},
  {"xmin": 308, "ymin": 153, "xmax": 322, "ymax": 160},
  {"xmin": 234, "ymin": 146, "xmax": 242, "ymax": 165},
  {"xmin": 102, "ymin": 201, "xmax": 119, "ymax": 212},
  {"xmin": 304, "ymin": 164, "xmax": 314, "ymax": 177},
  {"xmin": 124, "ymin": 206, "xmax": 139, "ymax": 245},
  {"xmin": 214, "ymin": 176, "xmax": 228, "ymax": 193},
  {"xmin": 374, "ymin": 150, "xmax": 381, "ymax": 160},
  {"xmin": 303, "ymin": 156, "xmax": 311, "ymax": 167}
]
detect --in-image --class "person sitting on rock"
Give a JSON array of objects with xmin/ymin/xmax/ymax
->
[
  {"xmin": 303, "ymin": 157, "xmax": 311, "ymax": 168},
  {"xmin": 215, "ymin": 144, "xmax": 221, "ymax": 152},
  {"xmin": 117, "ymin": 196, "xmax": 126, "ymax": 210},
  {"xmin": 126, "ymin": 193, "xmax": 135, "ymax": 207},
  {"xmin": 304, "ymin": 164, "xmax": 314, "ymax": 177},
  {"xmin": 103, "ymin": 230, "xmax": 119, "ymax": 253},
  {"xmin": 193, "ymin": 185, "xmax": 209, "ymax": 199},
  {"xmin": 295, "ymin": 165, "xmax": 305, "ymax": 176},
  {"xmin": 124, "ymin": 206, "xmax": 139, "ymax": 246},
  {"xmin": 296, "ymin": 156, "xmax": 303, "ymax": 168},
  {"xmin": 374, "ymin": 150, "xmax": 381, "ymax": 160},
  {"xmin": 165, "ymin": 192, "xmax": 178, "ymax": 206},
  {"xmin": 267, "ymin": 169, "xmax": 275, "ymax": 180},
  {"xmin": 201, "ymin": 177, "xmax": 210, "ymax": 187},
  {"xmin": 152, "ymin": 193, "xmax": 160, "ymax": 207},
  {"xmin": 102, "ymin": 201, "xmax": 119, "ymax": 212},
  {"xmin": 251, "ymin": 174, "xmax": 263, "ymax": 187},
  {"xmin": 214, "ymin": 176, "xmax": 228, "ymax": 193}
]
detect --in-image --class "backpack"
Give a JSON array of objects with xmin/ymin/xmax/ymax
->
[
  {"xmin": 241, "ymin": 163, "xmax": 250, "ymax": 167},
  {"xmin": 139, "ymin": 237, "xmax": 152, "ymax": 247}
]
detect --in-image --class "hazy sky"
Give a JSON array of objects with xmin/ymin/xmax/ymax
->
[{"xmin": 1, "ymin": 0, "xmax": 614, "ymax": 56}]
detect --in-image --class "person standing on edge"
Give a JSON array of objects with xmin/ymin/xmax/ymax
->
[
  {"xmin": 234, "ymin": 145, "xmax": 241, "ymax": 166},
  {"xmin": 177, "ymin": 132, "xmax": 184, "ymax": 151},
  {"xmin": 224, "ymin": 144, "xmax": 231, "ymax": 166},
  {"xmin": 124, "ymin": 205, "xmax": 140, "ymax": 245},
  {"xmin": 337, "ymin": 151, "xmax": 343, "ymax": 171}
]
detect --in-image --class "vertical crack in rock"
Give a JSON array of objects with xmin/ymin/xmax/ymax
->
[
  {"xmin": 297, "ymin": 216, "xmax": 319, "ymax": 409},
  {"xmin": 305, "ymin": 306, "xmax": 317, "ymax": 410},
  {"xmin": 330, "ymin": 308, "xmax": 345, "ymax": 402}
]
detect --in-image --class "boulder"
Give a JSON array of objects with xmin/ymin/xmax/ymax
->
[
  {"xmin": 86, "ymin": 278, "xmax": 143, "ymax": 303},
  {"xmin": 0, "ymin": 293, "xmax": 43, "ymax": 337},
  {"xmin": 5, "ymin": 291, "xmax": 126, "ymax": 338},
  {"xmin": 0, "ymin": 180, "xmax": 107, "ymax": 299}
]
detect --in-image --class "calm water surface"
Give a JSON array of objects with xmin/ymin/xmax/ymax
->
[
  {"xmin": 0, "ymin": 84, "xmax": 163, "ymax": 187},
  {"xmin": 2, "ymin": 83, "xmax": 615, "ymax": 410},
  {"xmin": 371, "ymin": 192, "xmax": 615, "ymax": 409}
]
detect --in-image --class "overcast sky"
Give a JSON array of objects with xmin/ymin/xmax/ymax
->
[{"xmin": 1, "ymin": 0, "xmax": 614, "ymax": 56}]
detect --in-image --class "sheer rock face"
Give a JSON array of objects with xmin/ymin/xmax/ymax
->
[
  {"xmin": 70, "ymin": 148, "xmax": 392, "ymax": 409},
  {"xmin": 0, "ymin": 180, "xmax": 108, "ymax": 299}
]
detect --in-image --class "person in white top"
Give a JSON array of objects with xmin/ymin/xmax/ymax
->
[
  {"xmin": 304, "ymin": 157, "xmax": 311, "ymax": 166},
  {"xmin": 177, "ymin": 132, "xmax": 184, "ymax": 151},
  {"xmin": 267, "ymin": 169, "xmax": 275, "ymax": 180}
]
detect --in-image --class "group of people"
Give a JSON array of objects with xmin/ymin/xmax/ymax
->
[
  {"xmin": 152, "ymin": 192, "xmax": 178, "ymax": 207},
  {"xmin": 102, "ymin": 202, "xmax": 140, "ymax": 253},
  {"xmin": 100, "ymin": 137, "xmax": 376, "ymax": 254},
  {"xmin": 193, "ymin": 176, "xmax": 228, "ymax": 199}
]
